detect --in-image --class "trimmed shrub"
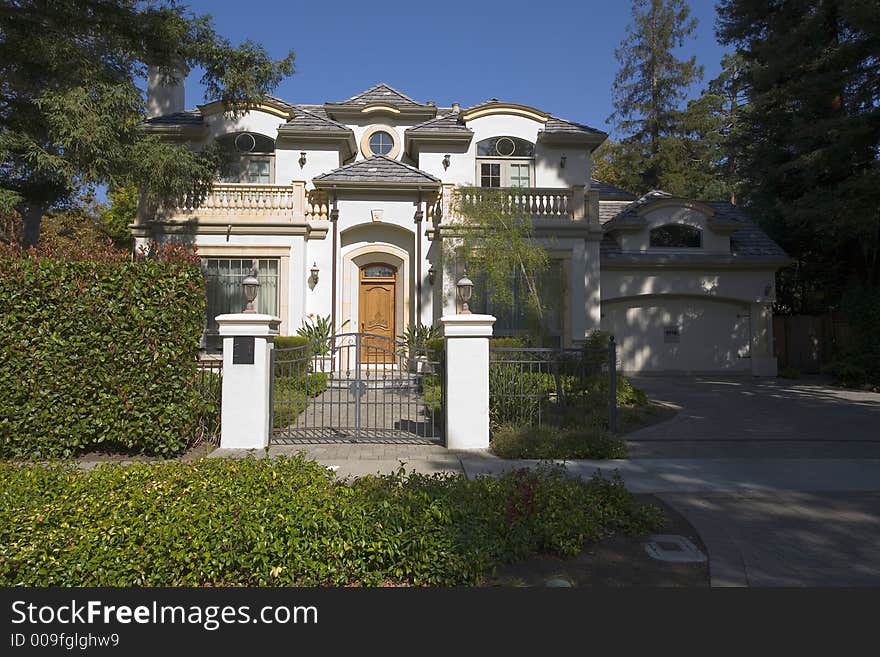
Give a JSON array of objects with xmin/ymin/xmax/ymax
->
[
  {"xmin": 0, "ymin": 457, "xmax": 663, "ymax": 586},
  {"xmin": 778, "ymin": 366, "xmax": 801, "ymax": 380},
  {"xmin": 274, "ymin": 335, "xmax": 314, "ymax": 351},
  {"xmin": 491, "ymin": 424, "xmax": 627, "ymax": 460},
  {"xmin": 0, "ymin": 244, "xmax": 205, "ymax": 457},
  {"xmin": 825, "ymin": 287, "xmax": 880, "ymax": 389}
]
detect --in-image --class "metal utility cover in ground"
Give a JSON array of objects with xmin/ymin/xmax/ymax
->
[{"xmin": 644, "ymin": 535, "xmax": 707, "ymax": 563}]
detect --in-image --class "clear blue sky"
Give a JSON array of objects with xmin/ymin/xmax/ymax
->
[{"xmin": 178, "ymin": 0, "xmax": 730, "ymax": 137}]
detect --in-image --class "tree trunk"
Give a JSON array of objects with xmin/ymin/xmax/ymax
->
[{"xmin": 21, "ymin": 205, "xmax": 44, "ymax": 249}]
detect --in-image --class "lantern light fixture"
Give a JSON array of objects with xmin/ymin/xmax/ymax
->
[
  {"xmin": 242, "ymin": 265, "xmax": 260, "ymax": 313},
  {"xmin": 456, "ymin": 272, "xmax": 473, "ymax": 314}
]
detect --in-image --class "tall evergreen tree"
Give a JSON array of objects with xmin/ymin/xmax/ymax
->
[
  {"xmin": 608, "ymin": 0, "xmax": 703, "ymax": 192},
  {"xmin": 0, "ymin": 0, "xmax": 295, "ymax": 247},
  {"xmin": 717, "ymin": 0, "xmax": 880, "ymax": 311}
]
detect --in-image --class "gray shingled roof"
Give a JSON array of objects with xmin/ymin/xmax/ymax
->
[
  {"xmin": 591, "ymin": 178, "xmax": 636, "ymax": 200},
  {"xmin": 599, "ymin": 200, "xmax": 634, "ymax": 224},
  {"xmin": 543, "ymin": 116, "xmax": 606, "ymax": 136},
  {"xmin": 143, "ymin": 109, "xmax": 203, "ymax": 126},
  {"xmin": 313, "ymin": 155, "xmax": 440, "ymax": 185},
  {"xmin": 337, "ymin": 83, "xmax": 424, "ymax": 106},
  {"xmin": 609, "ymin": 193, "xmax": 754, "ymax": 229},
  {"xmin": 407, "ymin": 113, "xmax": 471, "ymax": 133},
  {"xmin": 284, "ymin": 105, "xmax": 350, "ymax": 131},
  {"xmin": 599, "ymin": 191, "xmax": 788, "ymax": 260}
]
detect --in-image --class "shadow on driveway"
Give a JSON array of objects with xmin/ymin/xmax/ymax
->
[{"xmin": 626, "ymin": 375, "xmax": 880, "ymax": 458}]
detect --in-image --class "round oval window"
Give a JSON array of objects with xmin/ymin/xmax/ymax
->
[
  {"xmin": 369, "ymin": 131, "xmax": 394, "ymax": 156},
  {"xmin": 234, "ymin": 132, "xmax": 257, "ymax": 153}
]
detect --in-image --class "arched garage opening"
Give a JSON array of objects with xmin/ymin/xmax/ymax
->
[{"xmin": 601, "ymin": 295, "xmax": 752, "ymax": 374}]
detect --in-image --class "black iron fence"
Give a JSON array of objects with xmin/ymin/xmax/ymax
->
[
  {"xmin": 271, "ymin": 333, "xmax": 444, "ymax": 443},
  {"xmin": 194, "ymin": 357, "xmax": 223, "ymax": 444},
  {"xmin": 489, "ymin": 337, "xmax": 617, "ymax": 432}
]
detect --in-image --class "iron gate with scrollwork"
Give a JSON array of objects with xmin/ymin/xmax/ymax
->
[{"xmin": 270, "ymin": 333, "xmax": 444, "ymax": 443}]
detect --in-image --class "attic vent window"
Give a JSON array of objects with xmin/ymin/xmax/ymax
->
[{"xmin": 650, "ymin": 224, "xmax": 702, "ymax": 248}]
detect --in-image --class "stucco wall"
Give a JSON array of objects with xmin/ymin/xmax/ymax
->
[
  {"xmin": 276, "ymin": 142, "xmax": 342, "ymax": 187},
  {"xmin": 601, "ymin": 268, "xmax": 777, "ymax": 304}
]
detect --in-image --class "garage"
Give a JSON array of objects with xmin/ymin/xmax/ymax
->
[{"xmin": 601, "ymin": 296, "xmax": 752, "ymax": 373}]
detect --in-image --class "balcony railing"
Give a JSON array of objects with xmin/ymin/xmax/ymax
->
[
  {"xmin": 162, "ymin": 183, "xmax": 329, "ymax": 222},
  {"xmin": 156, "ymin": 182, "xmax": 589, "ymax": 227},
  {"xmin": 458, "ymin": 187, "xmax": 574, "ymax": 217}
]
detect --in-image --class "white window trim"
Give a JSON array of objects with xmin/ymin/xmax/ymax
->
[{"xmin": 476, "ymin": 157, "xmax": 535, "ymax": 188}]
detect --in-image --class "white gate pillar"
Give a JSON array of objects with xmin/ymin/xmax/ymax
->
[
  {"xmin": 441, "ymin": 314, "xmax": 495, "ymax": 450},
  {"xmin": 216, "ymin": 313, "xmax": 280, "ymax": 449}
]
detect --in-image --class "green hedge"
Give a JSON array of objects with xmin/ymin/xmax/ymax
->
[
  {"xmin": 491, "ymin": 424, "xmax": 627, "ymax": 460},
  {"xmin": 0, "ymin": 249, "xmax": 206, "ymax": 457},
  {"xmin": 0, "ymin": 456, "xmax": 663, "ymax": 586}
]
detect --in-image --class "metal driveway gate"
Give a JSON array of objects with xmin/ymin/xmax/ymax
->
[{"xmin": 270, "ymin": 333, "xmax": 444, "ymax": 443}]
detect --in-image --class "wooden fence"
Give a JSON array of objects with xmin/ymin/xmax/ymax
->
[{"xmin": 773, "ymin": 313, "xmax": 850, "ymax": 373}]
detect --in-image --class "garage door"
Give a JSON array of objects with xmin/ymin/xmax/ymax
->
[{"xmin": 601, "ymin": 297, "xmax": 752, "ymax": 373}]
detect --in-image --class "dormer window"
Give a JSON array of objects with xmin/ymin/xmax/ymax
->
[
  {"xmin": 476, "ymin": 136, "xmax": 535, "ymax": 188},
  {"xmin": 649, "ymin": 224, "xmax": 702, "ymax": 248},
  {"xmin": 218, "ymin": 132, "xmax": 275, "ymax": 184}
]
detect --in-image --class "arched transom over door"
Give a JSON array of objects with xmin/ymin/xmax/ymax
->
[{"xmin": 359, "ymin": 263, "xmax": 397, "ymax": 364}]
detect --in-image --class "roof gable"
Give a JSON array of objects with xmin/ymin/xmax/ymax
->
[
  {"xmin": 313, "ymin": 155, "xmax": 440, "ymax": 188},
  {"xmin": 407, "ymin": 113, "xmax": 471, "ymax": 133},
  {"xmin": 284, "ymin": 105, "xmax": 349, "ymax": 131},
  {"xmin": 337, "ymin": 83, "xmax": 425, "ymax": 107}
]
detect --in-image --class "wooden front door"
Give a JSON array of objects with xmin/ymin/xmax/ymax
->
[{"xmin": 359, "ymin": 263, "xmax": 397, "ymax": 364}]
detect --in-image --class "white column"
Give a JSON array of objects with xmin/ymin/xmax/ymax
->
[
  {"xmin": 441, "ymin": 314, "xmax": 495, "ymax": 450},
  {"xmin": 216, "ymin": 313, "xmax": 280, "ymax": 449}
]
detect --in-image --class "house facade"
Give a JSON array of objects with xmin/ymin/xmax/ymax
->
[{"xmin": 136, "ymin": 76, "xmax": 788, "ymax": 375}]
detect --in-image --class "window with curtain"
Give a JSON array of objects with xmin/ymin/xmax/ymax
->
[
  {"xmin": 201, "ymin": 258, "xmax": 279, "ymax": 351},
  {"xmin": 468, "ymin": 260, "xmax": 565, "ymax": 345}
]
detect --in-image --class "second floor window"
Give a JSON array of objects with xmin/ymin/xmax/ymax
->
[
  {"xmin": 218, "ymin": 132, "xmax": 276, "ymax": 184},
  {"xmin": 476, "ymin": 136, "xmax": 534, "ymax": 188}
]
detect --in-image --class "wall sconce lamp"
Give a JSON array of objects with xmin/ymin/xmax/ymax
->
[
  {"xmin": 299, "ymin": 151, "xmax": 307, "ymax": 168},
  {"xmin": 442, "ymin": 154, "xmax": 451, "ymax": 170},
  {"xmin": 241, "ymin": 266, "xmax": 260, "ymax": 313},
  {"xmin": 560, "ymin": 154, "xmax": 567, "ymax": 169},
  {"xmin": 456, "ymin": 272, "xmax": 473, "ymax": 314},
  {"xmin": 427, "ymin": 265, "xmax": 436, "ymax": 286},
  {"xmin": 764, "ymin": 283, "xmax": 773, "ymax": 299},
  {"xmin": 310, "ymin": 262, "xmax": 319, "ymax": 286}
]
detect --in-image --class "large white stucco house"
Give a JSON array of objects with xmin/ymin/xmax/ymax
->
[{"xmin": 136, "ymin": 77, "xmax": 788, "ymax": 376}]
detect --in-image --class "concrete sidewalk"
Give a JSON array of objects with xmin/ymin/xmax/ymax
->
[{"xmin": 209, "ymin": 444, "xmax": 880, "ymax": 494}]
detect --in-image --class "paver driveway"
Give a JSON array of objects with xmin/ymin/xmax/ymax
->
[{"xmin": 627, "ymin": 375, "xmax": 880, "ymax": 458}]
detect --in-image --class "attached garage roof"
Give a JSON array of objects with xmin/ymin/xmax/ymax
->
[{"xmin": 600, "ymin": 190, "xmax": 789, "ymax": 263}]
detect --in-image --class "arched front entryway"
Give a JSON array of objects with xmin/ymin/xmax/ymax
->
[
  {"xmin": 340, "ymin": 241, "xmax": 411, "ymax": 346},
  {"xmin": 359, "ymin": 262, "xmax": 397, "ymax": 364}
]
